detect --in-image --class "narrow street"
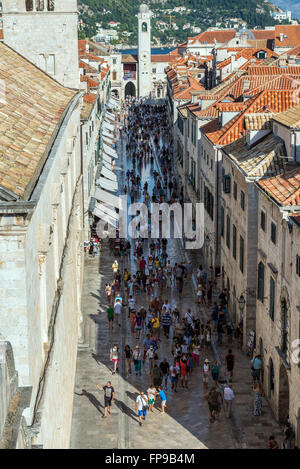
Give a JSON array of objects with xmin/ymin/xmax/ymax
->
[{"xmin": 70, "ymin": 102, "xmax": 283, "ymax": 450}]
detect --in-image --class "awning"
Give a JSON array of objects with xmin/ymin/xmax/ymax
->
[
  {"xmin": 94, "ymin": 202, "xmax": 119, "ymax": 221},
  {"xmin": 103, "ymin": 137, "xmax": 115, "ymax": 146},
  {"xmin": 94, "ymin": 188, "xmax": 121, "ymax": 208},
  {"xmin": 103, "ymin": 143, "xmax": 118, "ymax": 158},
  {"xmin": 103, "ymin": 121, "xmax": 115, "ymax": 132},
  {"xmin": 100, "ymin": 166, "xmax": 117, "ymax": 182},
  {"xmin": 104, "ymin": 114, "xmax": 115, "ymax": 123},
  {"xmin": 103, "ymin": 159, "xmax": 113, "ymax": 171},
  {"xmin": 105, "ymin": 111, "xmax": 115, "ymax": 121},
  {"xmin": 102, "ymin": 131, "xmax": 114, "ymax": 140},
  {"xmin": 98, "ymin": 176, "xmax": 118, "ymax": 192},
  {"xmin": 108, "ymin": 99, "xmax": 120, "ymax": 110},
  {"xmin": 93, "ymin": 207, "xmax": 117, "ymax": 228},
  {"xmin": 102, "ymin": 152, "xmax": 112, "ymax": 164}
]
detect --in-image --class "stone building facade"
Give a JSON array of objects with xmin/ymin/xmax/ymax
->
[{"xmin": 2, "ymin": 0, "xmax": 79, "ymax": 89}]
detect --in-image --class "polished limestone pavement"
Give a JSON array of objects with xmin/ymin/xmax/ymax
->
[{"xmin": 71, "ymin": 116, "xmax": 238, "ymax": 449}]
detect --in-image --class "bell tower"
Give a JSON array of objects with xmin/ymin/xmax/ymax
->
[
  {"xmin": 138, "ymin": 3, "xmax": 152, "ymax": 98},
  {"xmin": 2, "ymin": 0, "xmax": 79, "ymax": 89}
]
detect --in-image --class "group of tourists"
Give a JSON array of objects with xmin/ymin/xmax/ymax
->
[{"xmin": 95, "ymin": 98, "xmax": 293, "ymax": 446}]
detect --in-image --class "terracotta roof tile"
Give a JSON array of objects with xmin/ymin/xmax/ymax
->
[
  {"xmin": 274, "ymin": 25, "xmax": 300, "ymax": 48},
  {"xmin": 272, "ymin": 103, "xmax": 300, "ymax": 128},
  {"xmin": 223, "ymin": 134, "xmax": 285, "ymax": 178},
  {"xmin": 257, "ymin": 167, "xmax": 300, "ymax": 206},
  {"xmin": 0, "ymin": 43, "xmax": 77, "ymax": 200},
  {"xmin": 189, "ymin": 30, "xmax": 236, "ymax": 45}
]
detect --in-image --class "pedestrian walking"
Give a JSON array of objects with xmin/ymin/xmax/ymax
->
[
  {"xmin": 96, "ymin": 381, "xmax": 114, "ymax": 418},
  {"xmin": 107, "ymin": 304, "xmax": 114, "ymax": 330},
  {"xmin": 203, "ymin": 358, "xmax": 210, "ymax": 391},
  {"xmin": 225, "ymin": 349, "xmax": 235, "ymax": 382},
  {"xmin": 124, "ymin": 344, "xmax": 132, "ymax": 374},
  {"xmin": 114, "ymin": 298, "xmax": 122, "ymax": 327},
  {"xmin": 110, "ymin": 344, "xmax": 119, "ymax": 374},
  {"xmin": 253, "ymin": 381, "xmax": 263, "ymax": 416},
  {"xmin": 223, "ymin": 384, "xmax": 235, "ymax": 418},
  {"xmin": 133, "ymin": 345, "xmax": 142, "ymax": 376},
  {"xmin": 136, "ymin": 391, "xmax": 148, "ymax": 426}
]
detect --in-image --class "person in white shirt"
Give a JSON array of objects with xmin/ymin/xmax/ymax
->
[
  {"xmin": 185, "ymin": 309, "xmax": 194, "ymax": 325},
  {"xmin": 146, "ymin": 345, "xmax": 155, "ymax": 374},
  {"xmin": 223, "ymin": 384, "xmax": 235, "ymax": 418},
  {"xmin": 162, "ymin": 300, "xmax": 171, "ymax": 314},
  {"xmin": 136, "ymin": 391, "xmax": 148, "ymax": 426},
  {"xmin": 114, "ymin": 299, "xmax": 122, "ymax": 327}
]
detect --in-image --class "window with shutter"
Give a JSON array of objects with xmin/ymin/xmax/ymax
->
[
  {"xmin": 296, "ymin": 255, "xmax": 300, "ymax": 277},
  {"xmin": 223, "ymin": 175, "xmax": 231, "ymax": 194},
  {"xmin": 221, "ymin": 206, "xmax": 224, "ymax": 237},
  {"xmin": 233, "ymin": 224, "xmax": 237, "ymax": 259},
  {"xmin": 271, "ymin": 222, "xmax": 276, "ymax": 244},
  {"xmin": 240, "ymin": 236, "xmax": 244, "ymax": 273},
  {"xmin": 261, "ymin": 211, "xmax": 266, "ymax": 231},
  {"xmin": 257, "ymin": 262, "xmax": 265, "ymax": 302},
  {"xmin": 226, "ymin": 215, "xmax": 230, "ymax": 249},
  {"xmin": 241, "ymin": 191, "xmax": 245, "ymax": 210},
  {"xmin": 233, "ymin": 182, "xmax": 237, "ymax": 200},
  {"xmin": 269, "ymin": 277, "xmax": 275, "ymax": 321}
]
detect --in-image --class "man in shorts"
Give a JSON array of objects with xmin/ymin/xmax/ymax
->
[
  {"xmin": 96, "ymin": 381, "xmax": 115, "ymax": 418},
  {"xmin": 157, "ymin": 386, "xmax": 167, "ymax": 414},
  {"xmin": 136, "ymin": 391, "xmax": 148, "ymax": 426}
]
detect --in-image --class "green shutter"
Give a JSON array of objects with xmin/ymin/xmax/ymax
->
[
  {"xmin": 269, "ymin": 277, "xmax": 275, "ymax": 321},
  {"xmin": 257, "ymin": 262, "xmax": 264, "ymax": 302}
]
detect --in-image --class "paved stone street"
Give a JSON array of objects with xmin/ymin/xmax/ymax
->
[{"xmin": 71, "ymin": 106, "xmax": 283, "ymax": 449}]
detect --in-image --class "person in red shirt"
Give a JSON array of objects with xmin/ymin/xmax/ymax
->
[{"xmin": 139, "ymin": 256, "xmax": 146, "ymax": 271}]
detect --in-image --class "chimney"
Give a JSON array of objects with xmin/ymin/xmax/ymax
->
[{"xmin": 280, "ymin": 33, "xmax": 284, "ymax": 42}]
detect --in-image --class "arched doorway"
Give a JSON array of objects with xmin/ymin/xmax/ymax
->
[
  {"xmin": 111, "ymin": 89, "xmax": 119, "ymax": 98},
  {"xmin": 125, "ymin": 81, "xmax": 136, "ymax": 98},
  {"xmin": 278, "ymin": 365, "xmax": 289, "ymax": 423}
]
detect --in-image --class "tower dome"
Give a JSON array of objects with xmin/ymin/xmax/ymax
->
[{"xmin": 237, "ymin": 28, "xmax": 256, "ymax": 40}]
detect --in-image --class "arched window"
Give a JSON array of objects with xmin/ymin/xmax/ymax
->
[
  {"xmin": 26, "ymin": 0, "xmax": 33, "ymax": 11},
  {"xmin": 142, "ymin": 22, "xmax": 148, "ymax": 32}
]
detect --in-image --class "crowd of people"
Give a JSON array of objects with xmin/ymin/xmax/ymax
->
[{"xmin": 95, "ymin": 98, "xmax": 294, "ymax": 446}]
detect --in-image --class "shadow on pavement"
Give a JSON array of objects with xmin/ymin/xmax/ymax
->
[
  {"xmin": 113, "ymin": 398, "xmax": 140, "ymax": 424},
  {"xmin": 75, "ymin": 389, "xmax": 104, "ymax": 416}
]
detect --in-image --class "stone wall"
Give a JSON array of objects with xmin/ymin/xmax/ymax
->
[
  {"xmin": 2, "ymin": 4, "xmax": 79, "ymax": 89},
  {"xmin": 0, "ymin": 96, "xmax": 83, "ymax": 448}
]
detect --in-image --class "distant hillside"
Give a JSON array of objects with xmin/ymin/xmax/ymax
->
[{"xmin": 78, "ymin": 0, "xmax": 280, "ymax": 43}]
